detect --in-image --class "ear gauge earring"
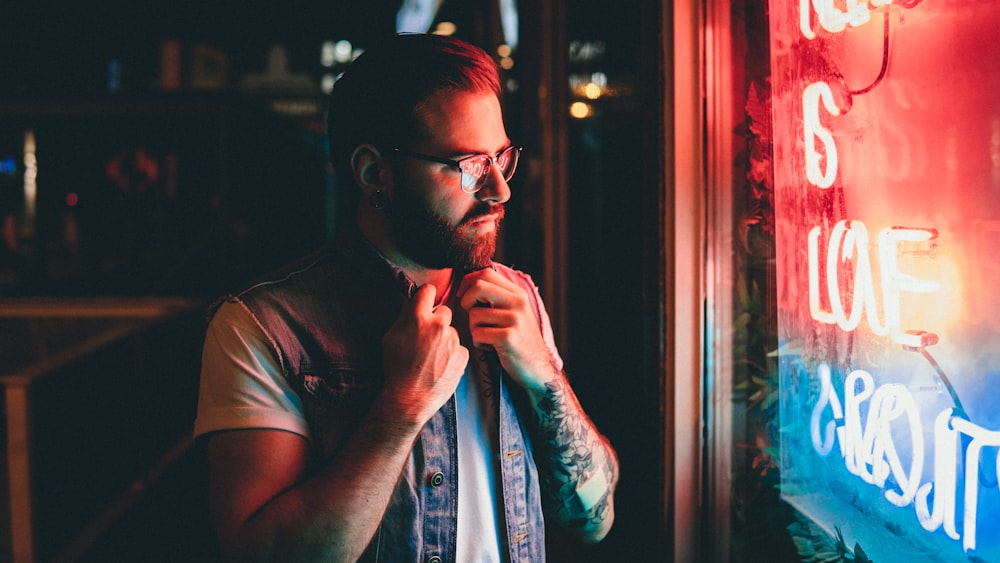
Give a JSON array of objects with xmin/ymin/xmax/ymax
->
[{"xmin": 368, "ymin": 190, "xmax": 389, "ymax": 210}]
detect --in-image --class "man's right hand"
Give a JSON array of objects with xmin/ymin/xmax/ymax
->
[
  {"xmin": 205, "ymin": 285, "xmax": 470, "ymax": 563},
  {"xmin": 379, "ymin": 284, "xmax": 468, "ymax": 426}
]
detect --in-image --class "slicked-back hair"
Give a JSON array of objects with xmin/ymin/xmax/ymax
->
[{"xmin": 326, "ymin": 33, "xmax": 501, "ymax": 196}]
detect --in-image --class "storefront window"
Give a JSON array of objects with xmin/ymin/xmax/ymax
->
[{"xmin": 730, "ymin": 0, "xmax": 1000, "ymax": 560}]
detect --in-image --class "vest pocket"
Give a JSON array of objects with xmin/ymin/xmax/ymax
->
[{"xmin": 293, "ymin": 362, "xmax": 380, "ymax": 458}]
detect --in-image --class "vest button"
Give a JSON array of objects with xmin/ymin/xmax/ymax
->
[
  {"xmin": 430, "ymin": 471, "xmax": 445, "ymax": 487},
  {"xmin": 426, "ymin": 556, "xmax": 443, "ymax": 563}
]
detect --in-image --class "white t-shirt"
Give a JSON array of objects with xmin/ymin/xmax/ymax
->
[{"xmin": 456, "ymin": 364, "xmax": 504, "ymax": 562}]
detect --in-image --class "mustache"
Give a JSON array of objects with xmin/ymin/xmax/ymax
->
[{"xmin": 462, "ymin": 204, "xmax": 505, "ymax": 225}]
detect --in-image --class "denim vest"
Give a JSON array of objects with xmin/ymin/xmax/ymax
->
[{"xmin": 229, "ymin": 229, "xmax": 547, "ymax": 562}]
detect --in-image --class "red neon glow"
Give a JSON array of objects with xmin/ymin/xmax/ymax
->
[
  {"xmin": 803, "ymin": 81, "xmax": 841, "ymax": 188},
  {"xmin": 807, "ymin": 220, "xmax": 940, "ymax": 346},
  {"xmin": 772, "ymin": 0, "xmax": 1000, "ymax": 558},
  {"xmin": 799, "ymin": 0, "xmax": 894, "ymax": 39}
]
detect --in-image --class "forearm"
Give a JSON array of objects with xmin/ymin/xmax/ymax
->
[
  {"xmin": 455, "ymin": 269, "xmax": 618, "ymax": 539},
  {"xmin": 527, "ymin": 372, "xmax": 619, "ymax": 543},
  {"xmin": 222, "ymin": 402, "xmax": 424, "ymax": 563}
]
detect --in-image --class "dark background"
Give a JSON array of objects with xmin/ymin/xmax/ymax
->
[{"xmin": 0, "ymin": 1, "xmax": 662, "ymax": 561}]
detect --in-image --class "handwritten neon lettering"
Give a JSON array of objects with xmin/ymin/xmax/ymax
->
[
  {"xmin": 811, "ymin": 363, "xmax": 844, "ymax": 456},
  {"xmin": 868, "ymin": 380, "xmax": 923, "ymax": 507},
  {"xmin": 951, "ymin": 417, "xmax": 1000, "ymax": 552},
  {"xmin": 812, "ymin": 367, "xmax": 1000, "ymax": 553},
  {"xmin": 803, "ymin": 81, "xmax": 841, "ymax": 188},
  {"xmin": 826, "ymin": 221, "xmax": 885, "ymax": 333},
  {"xmin": 799, "ymin": 0, "xmax": 893, "ymax": 39},
  {"xmin": 841, "ymin": 369, "xmax": 923, "ymax": 505},
  {"xmin": 785, "ymin": 0, "xmax": 1000, "ymax": 556},
  {"xmin": 840, "ymin": 369, "xmax": 875, "ymax": 475},
  {"xmin": 808, "ymin": 227, "xmax": 838, "ymax": 324},
  {"xmin": 807, "ymin": 221, "xmax": 941, "ymax": 345},
  {"xmin": 878, "ymin": 227, "xmax": 942, "ymax": 347},
  {"xmin": 915, "ymin": 409, "xmax": 961, "ymax": 541}
]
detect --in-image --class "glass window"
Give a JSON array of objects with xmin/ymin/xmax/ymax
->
[{"xmin": 726, "ymin": 0, "xmax": 1000, "ymax": 561}]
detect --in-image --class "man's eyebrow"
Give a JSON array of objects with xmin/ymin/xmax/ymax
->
[{"xmin": 447, "ymin": 141, "xmax": 514, "ymax": 157}]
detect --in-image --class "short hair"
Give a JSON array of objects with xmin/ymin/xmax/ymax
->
[{"xmin": 326, "ymin": 33, "xmax": 501, "ymax": 191}]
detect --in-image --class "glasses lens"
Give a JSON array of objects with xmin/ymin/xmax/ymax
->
[
  {"xmin": 459, "ymin": 155, "xmax": 491, "ymax": 192},
  {"xmin": 496, "ymin": 146, "xmax": 519, "ymax": 180},
  {"xmin": 460, "ymin": 171, "xmax": 479, "ymax": 191},
  {"xmin": 457, "ymin": 148, "xmax": 520, "ymax": 192}
]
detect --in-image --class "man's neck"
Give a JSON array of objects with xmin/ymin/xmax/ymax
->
[
  {"xmin": 403, "ymin": 265, "xmax": 454, "ymax": 304},
  {"xmin": 357, "ymin": 219, "xmax": 454, "ymax": 303}
]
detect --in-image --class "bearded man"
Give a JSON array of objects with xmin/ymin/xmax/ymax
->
[{"xmin": 194, "ymin": 33, "xmax": 618, "ymax": 563}]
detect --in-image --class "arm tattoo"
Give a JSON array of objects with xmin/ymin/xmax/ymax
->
[{"xmin": 534, "ymin": 376, "xmax": 616, "ymax": 529}]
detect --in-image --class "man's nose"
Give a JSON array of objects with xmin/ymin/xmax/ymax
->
[{"xmin": 477, "ymin": 161, "xmax": 511, "ymax": 204}]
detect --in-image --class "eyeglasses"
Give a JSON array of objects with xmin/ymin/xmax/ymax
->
[{"xmin": 393, "ymin": 145, "xmax": 522, "ymax": 193}]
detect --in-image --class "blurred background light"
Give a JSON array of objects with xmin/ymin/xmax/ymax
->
[
  {"xmin": 334, "ymin": 40, "xmax": 353, "ymax": 63},
  {"xmin": 0, "ymin": 156, "xmax": 16, "ymax": 175},
  {"xmin": 499, "ymin": 0, "xmax": 519, "ymax": 50},
  {"xmin": 569, "ymin": 101, "xmax": 593, "ymax": 119},
  {"xmin": 321, "ymin": 41, "xmax": 335, "ymax": 67},
  {"xmin": 321, "ymin": 73, "xmax": 336, "ymax": 94},
  {"xmin": 434, "ymin": 21, "xmax": 457, "ymax": 36},
  {"xmin": 396, "ymin": 0, "xmax": 443, "ymax": 33}
]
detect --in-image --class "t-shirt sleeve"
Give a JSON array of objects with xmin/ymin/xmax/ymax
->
[
  {"xmin": 528, "ymin": 280, "xmax": 565, "ymax": 373},
  {"xmin": 193, "ymin": 299, "xmax": 311, "ymax": 441}
]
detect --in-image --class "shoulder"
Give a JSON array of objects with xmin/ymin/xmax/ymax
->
[{"xmin": 235, "ymin": 246, "xmax": 340, "ymax": 300}]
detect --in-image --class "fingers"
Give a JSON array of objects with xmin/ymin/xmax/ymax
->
[
  {"xmin": 381, "ymin": 283, "xmax": 468, "ymax": 424},
  {"xmin": 466, "ymin": 307, "xmax": 516, "ymax": 332},
  {"xmin": 455, "ymin": 271, "xmax": 555, "ymax": 390},
  {"xmin": 452, "ymin": 344, "xmax": 471, "ymax": 369},
  {"xmin": 414, "ymin": 285, "xmax": 455, "ymax": 328},
  {"xmin": 456, "ymin": 269, "xmax": 492, "ymax": 302},
  {"xmin": 459, "ymin": 271, "xmax": 530, "ymax": 352},
  {"xmin": 408, "ymin": 283, "xmax": 437, "ymax": 315},
  {"xmin": 457, "ymin": 269, "xmax": 519, "ymax": 312},
  {"xmin": 465, "ymin": 325, "xmax": 508, "ymax": 351}
]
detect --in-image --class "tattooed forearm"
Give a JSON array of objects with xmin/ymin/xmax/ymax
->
[{"xmin": 533, "ymin": 375, "xmax": 618, "ymax": 537}]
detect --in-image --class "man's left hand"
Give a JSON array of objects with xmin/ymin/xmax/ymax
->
[{"xmin": 456, "ymin": 268, "xmax": 556, "ymax": 393}]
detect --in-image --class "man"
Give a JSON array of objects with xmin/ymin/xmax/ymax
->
[{"xmin": 195, "ymin": 33, "xmax": 618, "ymax": 562}]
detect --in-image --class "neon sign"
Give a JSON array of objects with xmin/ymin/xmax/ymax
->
[
  {"xmin": 799, "ymin": 0, "xmax": 893, "ymax": 39},
  {"xmin": 811, "ymin": 364, "xmax": 1000, "ymax": 551},
  {"xmin": 771, "ymin": 0, "xmax": 1000, "ymax": 559},
  {"xmin": 803, "ymin": 82, "xmax": 841, "ymax": 188},
  {"xmin": 807, "ymin": 220, "xmax": 940, "ymax": 346}
]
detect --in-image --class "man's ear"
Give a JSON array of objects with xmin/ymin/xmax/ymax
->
[{"xmin": 350, "ymin": 144, "xmax": 388, "ymax": 190}]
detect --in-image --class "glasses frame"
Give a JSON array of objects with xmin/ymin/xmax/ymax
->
[{"xmin": 393, "ymin": 145, "xmax": 522, "ymax": 193}]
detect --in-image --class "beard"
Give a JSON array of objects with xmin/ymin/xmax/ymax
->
[{"xmin": 386, "ymin": 182, "xmax": 505, "ymax": 272}]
